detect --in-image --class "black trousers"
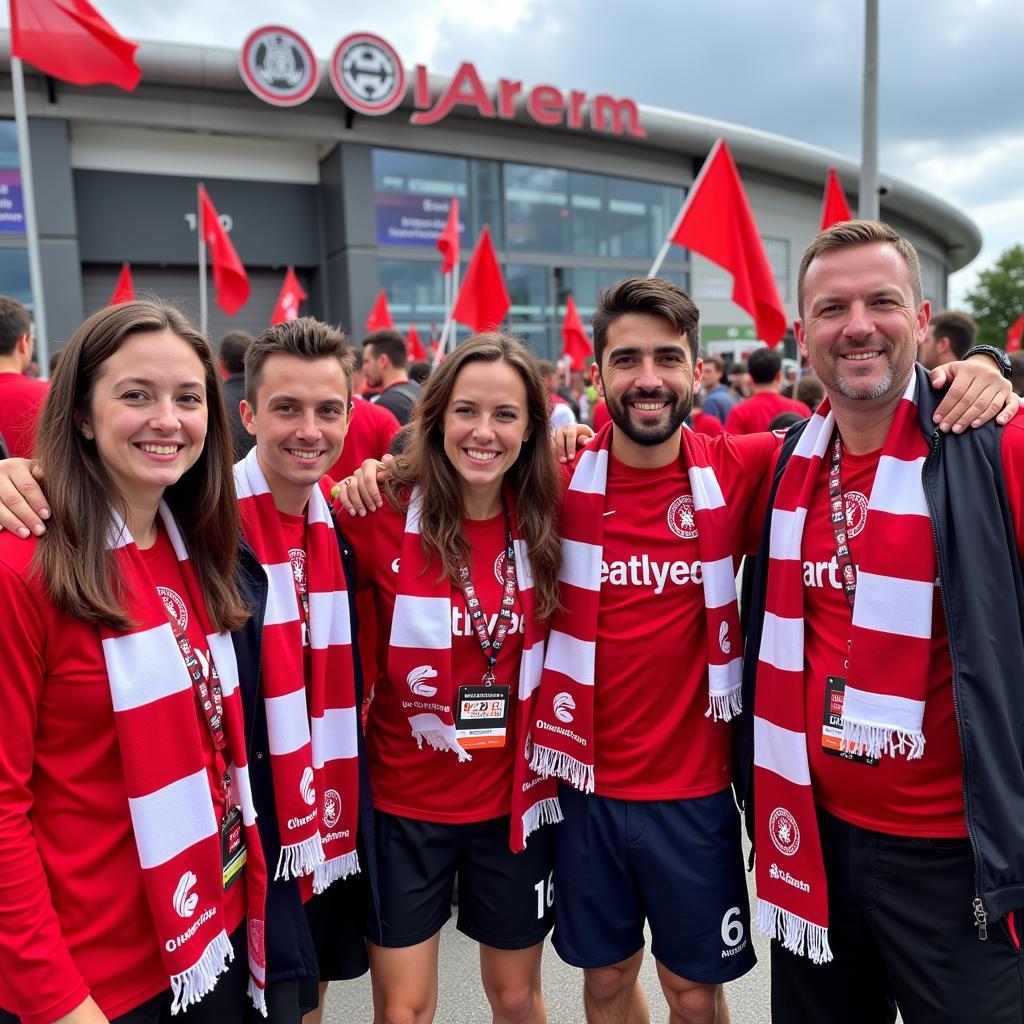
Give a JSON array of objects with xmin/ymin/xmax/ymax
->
[{"xmin": 771, "ymin": 809, "xmax": 1024, "ymax": 1024}]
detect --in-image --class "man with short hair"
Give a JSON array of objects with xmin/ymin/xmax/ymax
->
[
  {"xmin": 701, "ymin": 355, "xmax": 738, "ymax": 424},
  {"xmin": 0, "ymin": 296, "xmax": 46, "ymax": 459},
  {"xmin": 725, "ymin": 348, "xmax": 810, "ymax": 434},
  {"xmin": 740, "ymin": 220, "xmax": 1024, "ymax": 1023},
  {"xmin": 918, "ymin": 309, "xmax": 976, "ymax": 369},
  {"xmin": 218, "ymin": 329, "xmax": 255, "ymax": 460},
  {"xmin": 361, "ymin": 329, "xmax": 421, "ymax": 426}
]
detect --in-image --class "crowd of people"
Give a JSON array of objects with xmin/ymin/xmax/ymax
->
[{"xmin": 0, "ymin": 220, "xmax": 1023, "ymax": 1024}]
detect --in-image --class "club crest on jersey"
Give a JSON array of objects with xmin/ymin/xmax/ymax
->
[
  {"xmin": 844, "ymin": 491, "xmax": 868, "ymax": 539},
  {"xmin": 769, "ymin": 807, "xmax": 801, "ymax": 857},
  {"xmin": 158, "ymin": 586, "xmax": 188, "ymax": 632},
  {"xmin": 323, "ymin": 788, "xmax": 342, "ymax": 829},
  {"xmin": 667, "ymin": 495, "xmax": 698, "ymax": 540},
  {"xmin": 289, "ymin": 547, "xmax": 307, "ymax": 591}
]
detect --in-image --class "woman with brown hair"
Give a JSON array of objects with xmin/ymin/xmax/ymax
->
[
  {"xmin": 0, "ymin": 301, "xmax": 264, "ymax": 1024},
  {"xmin": 337, "ymin": 332, "xmax": 562, "ymax": 1024}
]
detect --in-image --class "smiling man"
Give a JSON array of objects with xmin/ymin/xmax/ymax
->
[{"xmin": 739, "ymin": 221, "xmax": 1024, "ymax": 1024}]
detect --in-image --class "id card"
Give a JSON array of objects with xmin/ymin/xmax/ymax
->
[
  {"xmin": 822, "ymin": 675, "xmax": 878, "ymax": 766},
  {"xmin": 221, "ymin": 805, "xmax": 247, "ymax": 889},
  {"xmin": 455, "ymin": 684, "xmax": 510, "ymax": 750}
]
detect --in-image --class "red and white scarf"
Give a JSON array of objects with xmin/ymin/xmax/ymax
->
[
  {"xmin": 234, "ymin": 449, "xmax": 360, "ymax": 891},
  {"xmin": 753, "ymin": 374, "xmax": 934, "ymax": 963},
  {"xmin": 530, "ymin": 424, "xmax": 743, "ymax": 793},
  {"xmin": 102, "ymin": 505, "xmax": 268, "ymax": 1015},
  {"xmin": 386, "ymin": 486, "xmax": 561, "ymax": 851}
]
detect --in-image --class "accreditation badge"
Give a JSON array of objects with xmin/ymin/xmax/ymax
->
[
  {"xmin": 455, "ymin": 684, "xmax": 510, "ymax": 750},
  {"xmin": 221, "ymin": 805, "xmax": 247, "ymax": 889},
  {"xmin": 822, "ymin": 675, "xmax": 878, "ymax": 766}
]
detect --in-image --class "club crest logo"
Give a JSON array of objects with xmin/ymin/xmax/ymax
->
[
  {"xmin": 844, "ymin": 490, "xmax": 868, "ymax": 540},
  {"xmin": 667, "ymin": 495, "xmax": 698, "ymax": 540},
  {"xmin": 769, "ymin": 807, "xmax": 801, "ymax": 857},
  {"xmin": 323, "ymin": 788, "xmax": 342, "ymax": 829},
  {"xmin": 173, "ymin": 870, "xmax": 199, "ymax": 919},
  {"xmin": 158, "ymin": 586, "xmax": 188, "ymax": 633},
  {"xmin": 289, "ymin": 547, "xmax": 307, "ymax": 591},
  {"xmin": 407, "ymin": 665, "xmax": 439, "ymax": 697},
  {"xmin": 493, "ymin": 551, "xmax": 508, "ymax": 585},
  {"xmin": 553, "ymin": 691, "xmax": 576, "ymax": 724},
  {"xmin": 330, "ymin": 32, "xmax": 406, "ymax": 116},
  {"xmin": 239, "ymin": 25, "xmax": 320, "ymax": 107},
  {"xmin": 719, "ymin": 621, "xmax": 731, "ymax": 655},
  {"xmin": 300, "ymin": 766, "xmax": 316, "ymax": 806}
]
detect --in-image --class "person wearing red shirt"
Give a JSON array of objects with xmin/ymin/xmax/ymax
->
[
  {"xmin": 0, "ymin": 302, "xmax": 255, "ymax": 1024},
  {"xmin": 0, "ymin": 296, "xmax": 48, "ymax": 459},
  {"xmin": 334, "ymin": 333, "xmax": 562, "ymax": 1024},
  {"xmin": 725, "ymin": 347, "xmax": 810, "ymax": 434},
  {"xmin": 742, "ymin": 221, "xmax": 1024, "ymax": 1024}
]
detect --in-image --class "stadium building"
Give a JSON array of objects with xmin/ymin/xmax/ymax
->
[{"xmin": 0, "ymin": 26, "xmax": 981, "ymax": 361}]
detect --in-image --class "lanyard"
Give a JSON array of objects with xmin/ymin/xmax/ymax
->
[
  {"xmin": 827, "ymin": 429, "xmax": 858, "ymax": 613},
  {"xmin": 454, "ymin": 516, "xmax": 517, "ymax": 687},
  {"xmin": 165, "ymin": 608, "xmax": 227, "ymax": 754}
]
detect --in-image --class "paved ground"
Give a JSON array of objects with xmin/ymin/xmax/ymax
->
[{"xmin": 324, "ymin": 860, "xmax": 773, "ymax": 1023}]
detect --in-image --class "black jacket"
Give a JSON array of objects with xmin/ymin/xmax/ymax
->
[
  {"xmin": 222, "ymin": 374, "xmax": 256, "ymax": 463},
  {"xmin": 737, "ymin": 365, "xmax": 1024, "ymax": 930},
  {"xmin": 232, "ymin": 525, "xmax": 378, "ymax": 984}
]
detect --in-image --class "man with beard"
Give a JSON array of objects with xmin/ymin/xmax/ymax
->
[{"xmin": 739, "ymin": 221, "xmax": 1024, "ymax": 1023}]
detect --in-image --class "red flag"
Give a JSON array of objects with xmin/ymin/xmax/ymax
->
[
  {"xmin": 561, "ymin": 294, "xmax": 592, "ymax": 372},
  {"xmin": 10, "ymin": 0, "xmax": 141, "ymax": 91},
  {"xmin": 365, "ymin": 290, "xmax": 394, "ymax": 332},
  {"xmin": 270, "ymin": 267, "xmax": 307, "ymax": 326},
  {"xmin": 820, "ymin": 166, "xmax": 853, "ymax": 230},
  {"xmin": 452, "ymin": 227, "xmax": 511, "ymax": 332},
  {"xmin": 108, "ymin": 262, "xmax": 135, "ymax": 305},
  {"xmin": 198, "ymin": 185, "xmax": 250, "ymax": 316},
  {"xmin": 437, "ymin": 198, "xmax": 460, "ymax": 275},
  {"xmin": 667, "ymin": 139, "xmax": 787, "ymax": 347},
  {"xmin": 407, "ymin": 324, "xmax": 427, "ymax": 360},
  {"xmin": 1008, "ymin": 315, "xmax": 1024, "ymax": 353}
]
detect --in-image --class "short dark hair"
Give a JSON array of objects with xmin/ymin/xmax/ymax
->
[
  {"xmin": 537, "ymin": 359, "xmax": 558, "ymax": 378},
  {"xmin": 592, "ymin": 277, "xmax": 700, "ymax": 365},
  {"xmin": 930, "ymin": 310, "xmax": 976, "ymax": 360},
  {"xmin": 0, "ymin": 296, "xmax": 31, "ymax": 355},
  {"xmin": 218, "ymin": 330, "xmax": 254, "ymax": 375},
  {"xmin": 245, "ymin": 317, "xmax": 353, "ymax": 405},
  {"xmin": 747, "ymin": 347, "xmax": 782, "ymax": 384},
  {"xmin": 408, "ymin": 360, "xmax": 432, "ymax": 385},
  {"xmin": 795, "ymin": 373, "xmax": 825, "ymax": 408},
  {"xmin": 363, "ymin": 329, "xmax": 408, "ymax": 369},
  {"xmin": 706, "ymin": 355, "xmax": 726, "ymax": 374}
]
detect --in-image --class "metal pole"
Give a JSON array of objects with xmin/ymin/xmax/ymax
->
[
  {"xmin": 860, "ymin": 0, "xmax": 880, "ymax": 220},
  {"xmin": 10, "ymin": 57, "xmax": 49, "ymax": 376},
  {"xmin": 197, "ymin": 184, "xmax": 208, "ymax": 336}
]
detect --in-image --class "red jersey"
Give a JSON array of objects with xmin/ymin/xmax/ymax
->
[
  {"xmin": 797, "ymin": 416, "xmax": 1024, "ymax": 837},
  {"xmin": 592, "ymin": 432, "xmax": 777, "ymax": 800},
  {"xmin": 726, "ymin": 392, "xmax": 810, "ymax": 435},
  {"xmin": 691, "ymin": 411, "xmax": 725, "ymax": 437},
  {"xmin": 328, "ymin": 396, "xmax": 400, "ymax": 481},
  {"xmin": 0, "ymin": 372, "xmax": 48, "ymax": 458},
  {"xmin": 592, "ymin": 400, "xmax": 610, "ymax": 431},
  {"xmin": 347, "ymin": 504, "xmax": 525, "ymax": 823},
  {"xmin": 0, "ymin": 527, "xmax": 244, "ymax": 1024}
]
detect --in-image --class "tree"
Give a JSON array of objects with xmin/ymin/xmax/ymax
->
[{"xmin": 964, "ymin": 244, "xmax": 1024, "ymax": 348}]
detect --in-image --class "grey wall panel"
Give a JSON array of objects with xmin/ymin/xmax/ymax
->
[
  {"xmin": 29, "ymin": 119, "xmax": 77, "ymax": 237},
  {"xmin": 42, "ymin": 239, "xmax": 84, "ymax": 343}
]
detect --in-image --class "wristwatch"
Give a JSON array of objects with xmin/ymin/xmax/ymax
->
[{"xmin": 963, "ymin": 344, "xmax": 1012, "ymax": 380}]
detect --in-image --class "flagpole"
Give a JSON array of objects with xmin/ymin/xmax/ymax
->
[
  {"xmin": 648, "ymin": 137, "xmax": 724, "ymax": 280},
  {"xmin": 859, "ymin": 0, "xmax": 880, "ymax": 220},
  {"xmin": 447, "ymin": 259, "xmax": 460, "ymax": 355},
  {"xmin": 197, "ymin": 184, "xmax": 208, "ymax": 336},
  {"xmin": 11, "ymin": 57, "xmax": 49, "ymax": 377}
]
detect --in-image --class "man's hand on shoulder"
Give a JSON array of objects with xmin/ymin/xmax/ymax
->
[
  {"xmin": 0, "ymin": 458, "xmax": 49, "ymax": 537},
  {"xmin": 930, "ymin": 357, "xmax": 1019, "ymax": 433}
]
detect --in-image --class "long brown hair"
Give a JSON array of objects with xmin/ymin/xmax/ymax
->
[
  {"xmin": 385, "ymin": 333, "xmax": 562, "ymax": 619},
  {"xmin": 33, "ymin": 301, "xmax": 248, "ymax": 632}
]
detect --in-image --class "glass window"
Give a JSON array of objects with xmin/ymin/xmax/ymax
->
[
  {"xmin": 0, "ymin": 120, "xmax": 24, "ymax": 234},
  {"xmin": 606, "ymin": 177, "xmax": 683, "ymax": 261},
  {"xmin": 505, "ymin": 164, "xmax": 569, "ymax": 253},
  {"xmin": 919, "ymin": 253, "xmax": 944, "ymax": 306},
  {"xmin": 470, "ymin": 159, "xmax": 504, "ymax": 250},
  {"xmin": 378, "ymin": 259, "xmax": 449, "ymax": 325},
  {"xmin": 557, "ymin": 266, "xmax": 688, "ymax": 321},
  {"xmin": 506, "ymin": 264, "xmax": 549, "ymax": 323},
  {"xmin": 762, "ymin": 237, "xmax": 790, "ymax": 300},
  {"xmin": 0, "ymin": 249, "xmax": 31, "ymax": 306}
]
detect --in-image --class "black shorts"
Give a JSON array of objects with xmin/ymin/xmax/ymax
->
[
  {"xmin": 304, "ymin": 871, "xmax": 371, "ymax": 982},
  {"xmin": 553, "ymin": 785, "xmax": 757, "ymax": 984},
  {"xmin": 367, "ymin": 811, "xmax": 554, "ymax": 950},
  {"xmin": 771, "ymin": 809, "xmax": 1024, "ymax": 1024}
]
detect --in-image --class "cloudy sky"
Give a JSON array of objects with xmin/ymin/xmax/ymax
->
[{"xmin": 9, "ymin": 0, "xmax": 1021, "ymax": 305}]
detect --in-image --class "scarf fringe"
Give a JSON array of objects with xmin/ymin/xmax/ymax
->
[
  {"xmin": 169, "ymin": 928, "xmax": 234, "ymax": 1014},
  {"xmin": 313, "ymin": 850, "xmax": 361, "ymax": 893},
  {"xmin": 274, "ymin": 833, "xmax": 325, "ymax": 882},
  {"xmin": 413, "ymin": 728, "xmax": 472, "ymax": 762},
  {"xmin": 841, "ymin": 723, "xmax": 925, "ymax": 761},
  {"xmin": 529, "ymin": 743, "xmax": 595, "ymax": 794},
  {"xmin": 755, "ymin": 899, "xmax": 833, "ymax": 965},
  {"xmin": 705, "ymin": 688, "xmax": 743, "ymax": 723},
  {"xmin": 522, "ymin": 796, "xmax": 564, "ymax": 840},
  {"xmin": 247, "ymin": 976, "xmax": 268, "ymax": 1018}
]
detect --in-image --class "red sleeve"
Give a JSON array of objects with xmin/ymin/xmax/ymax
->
[
  {"xmin": 725, "ymin": 402, "xmax": 748, "ymax": 435},
  {"xmin": 1000, "ymin": 413, "xmax": 1024, "ymax": 560},
  {"xmin": 0, "ymin": 556, "xmax": 91, "ymax": 1024},
  {"xmin": 335, "ymin": 500, "xmax": 378, "ymax": 591}
]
